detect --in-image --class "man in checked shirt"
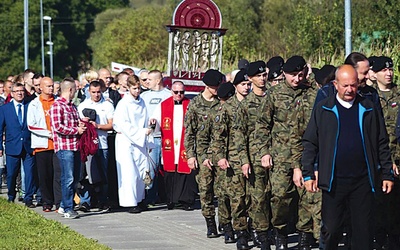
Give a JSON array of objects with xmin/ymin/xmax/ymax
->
[{"xmin": 50, "ymin": 77, "xmax": 86, "ymax": 219}]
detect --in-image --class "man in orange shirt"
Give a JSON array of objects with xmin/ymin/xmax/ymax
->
[{"xmin": 27, "ymin": 77, "xmax": 61, "ymax": 212}]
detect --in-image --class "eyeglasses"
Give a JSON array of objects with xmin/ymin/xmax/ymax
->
[
  {"xmin": 173, "ymin": 91, "xmax": 185, "ymax": 94},
  {"xmin": 12, "ymin": 90, "xmax": 25, "ymax": 93}
]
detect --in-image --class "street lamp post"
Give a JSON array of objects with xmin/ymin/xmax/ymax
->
[
  {"xmin": 40, "ymin": 0, "xmax": 45, "ymax": 75},
  {"xmin": 43, "ymin": 16, "xmax": 53, "ymax": 79}
]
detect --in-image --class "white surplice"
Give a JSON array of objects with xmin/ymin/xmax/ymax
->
[{"xmin": 113, "ymin": 94, "xmax": 151, "ymax": 207}]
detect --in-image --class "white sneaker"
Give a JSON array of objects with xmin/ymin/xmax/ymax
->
[
  {"xmin": 57, "ymin": 207, "xmax": 65, "ymax": 215},
  {"xmin": 64, "ymin": 210, "xmax": 80, "ymax": 219}
]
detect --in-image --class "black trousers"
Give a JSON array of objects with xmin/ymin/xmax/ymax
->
[
  {"xmin": 321, "ymin": 175, "xmax": 373, "ymax": 250},
  {"xmin": 35, "ymin": 150, "xmax": 61, "ymax": 207},
  {"xmin": 164, "ymin": 167, "xmax": 197, "ymax": 205}
]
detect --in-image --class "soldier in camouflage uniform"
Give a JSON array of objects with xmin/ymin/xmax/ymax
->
[
  {"xmin": 266, "ymin": 56, "xmax": 285, "ymax": 88},
  {"xmin": 184, "ymin": 69, "xmax": 224, "ymax": 238},
  {"xmin": 240, "ymin": 61, "xmax": 271, "ymax": 248},
  {"xmin": 370, "ymin": 56, "xmax": 400, "ymax": 248},
  {"xmin": 212, "ymin": 73, "xmax": 260, "ymax": 249},
  {"xmin": 255, "ymin": 56, "xmax": 315, "ymax": 250},
  {"xmin": 292, "ymin": 65, "xmax": 322, "ymax": 249}
]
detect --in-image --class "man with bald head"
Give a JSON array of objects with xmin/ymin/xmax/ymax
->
[
  {"xmin": 302, "ymin": 65, "xmax": 394, "ymax": 249},
  {"xmin": 98, "ymin": 68, "xmax": 121, "ymax": 108},
  {"xmin": 27, "ymin": 77, "xmax": 61, "ymax": 212}
]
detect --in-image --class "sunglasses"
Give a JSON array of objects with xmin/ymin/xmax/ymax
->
[{"xmin": 173, "ymin": 91, "xmax": 185, "ymax": 94}]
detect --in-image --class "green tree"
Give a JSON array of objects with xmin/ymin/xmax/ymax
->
[{"xmin": 88, "ymin": 5, "xmax": 170, "ymax": 69}]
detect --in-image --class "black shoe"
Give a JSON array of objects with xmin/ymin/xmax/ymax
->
[
  {"xmin": 223, "ymin": 223, "xmax": 236, "ymax": 244},
  {"xmin": 78, "ymin": 202, "xmax": 90, "ymax": 212},
  {"xmin": 18, "ymin": 197, "xmax": 23, "ymax": 202},
  {"xmin": 36, "ymin": 200, "xmax": 43, "ymax": 207},
  {"xmin": 251, "ymin": 229, "xmax": 262, "ymax": 247},
  {"xmin": 138, "ymin": 201, "xmax": 149, "ymax": 211},
  {"xmin": 128, "ymin": 206, "xmax": 142, "ymax": 214},
  {"xmin": 236, "ymin": 230, "xmax": 251, "ymax": 250},
  {"xmin": 167, "ymin": 203, "xmax": 174, "ymax": 210},
  {"xmin": 274, "ymin": 229, "xmax": 288, "ymax": 250},
  {"xmin": 298, "ymin": 232, "xmax": 311, "ymax": 250},
  {"xmin": 218, "ymin": 223, "xmax": 225, "ymax": 234},
  {"xmin": 183, "ymin": 204, "xmax": 194, "ymax": 211},
  {"xmin": 257, "ymin": 231, "xmax": 271, "ymax": 250},
  {"xmin": 25, "ymin": 202, "xmax": 36, "ymax": 208},
  {"xmin": 205, "ymin": 217, "xmax": 219, "ymax": 238}
]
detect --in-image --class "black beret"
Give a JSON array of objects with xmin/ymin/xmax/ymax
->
[
  {"xmin": 368, "ymin": 56, "xmax": 378, "ymax": 69},
  {"xmin": 315, "ymin": 65, "xmax": 336, "ymax": 85},
  {"xmin": 233, "ymin": 69, "xmax": 248, "ymax": 85},
  {"xmin": 266, "ymin": 56, "xmax": 284, "ymax": 80},
  {"xmin": 217, "ymin": 82, "xmax": 235, "ymax": 99},
  {"xmin": 238, "ymin": 59, "xmax": 250, "ymax": 71},
  {"xmin": 266, "ymin": 56, "xmax": 284, "ymax": 69},
  {"xmin": 202, "ymin": 69, "xmax": 224, "ymax": 86},
  {"xmin": 371, "ymin": 56, "xmax": 393, "ymax": 72},
  {"xmin": 282, "ymin": 55, "xmax": 307, "ymax": 72},
  {"xmin": 247, "ymin": 60, "xmax": 266, "ymax": 77}
]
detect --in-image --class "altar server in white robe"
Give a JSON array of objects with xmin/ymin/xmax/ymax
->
[{"xmin": 113, "ymin": 75, "xmax": 153, "ymax": 213}]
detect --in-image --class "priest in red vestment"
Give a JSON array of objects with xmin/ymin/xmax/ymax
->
[{"xmin": 150, "ymin": 81, "xmax": 198, "ymax": 210}]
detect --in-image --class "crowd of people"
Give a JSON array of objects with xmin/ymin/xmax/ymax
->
[{"xmin": 0, "ymin": 51, "xmax": 399, "ymax": 250}]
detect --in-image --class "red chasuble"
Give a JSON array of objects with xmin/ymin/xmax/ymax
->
[{"xmin": 160, "ymin": 96, "xmax": 191, "ymax": 174}]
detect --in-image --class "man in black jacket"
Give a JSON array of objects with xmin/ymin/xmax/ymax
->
[{"xmin": 302, "ymin": 65, "xmax": 394, "ymax": 250}]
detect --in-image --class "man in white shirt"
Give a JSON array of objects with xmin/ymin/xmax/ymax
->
[
  {"xmin": 78, "ymin": 80, "xmax": 114, "ymax": 212},
  {"xmin": 141, "ymin": 70, "xmax": 172, "ymax": 206}
]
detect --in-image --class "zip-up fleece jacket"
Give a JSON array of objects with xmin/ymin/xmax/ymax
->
[{"xmin": 302, "ymin": 94, "xmax": 393, "ymax": 192}]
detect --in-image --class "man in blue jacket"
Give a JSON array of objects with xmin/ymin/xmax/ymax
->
[
  {"xmin": 302, "ymin": 65, "xmax": 394, "ymax": 249},
  {"xmin": 0, "ymin": 82, "xmax": 36, "ymax": 206}
]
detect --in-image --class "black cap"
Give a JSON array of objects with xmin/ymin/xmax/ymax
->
[
  {"xmin": 238, "ymin": 59, "xmax": 249, "ymax": 71},
  {"xmin": 247, "ymin": 60, "xmax": 266, "ymax": 77},
  {"xmin": 282, "ymin": 55, "xmax": 307, "ymax": 72},
  {"xmin": 371, "ymin": 56, "xmax": 393, "ymax": 72},
  {"xmin": 202, "ymin": 69, "xmax": 224, "ymax": 86},
  {"xmin": 233, "ymin": 69, "xmax": 248, "ymax": 85},
  {"xmin": 315, "ymin": 65, "xmax": 336, "ymax": 85},
  {"xmin": 217, "ymin": 82, "xmax": 235, "ymax": 99}
]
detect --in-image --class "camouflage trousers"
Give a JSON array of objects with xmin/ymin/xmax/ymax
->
[
  {"xmin": 297, "ymin": 187, "xmax": 322, "ymax": 240},
  {"xmin": 247, "ymin": 163, "xmax": 271, "ymax": 231},
  {"xmin": 224, "ymin": 162, "xmax": 248, "ymax": 231},
  {"xmin": 269, "ymin": 163, "xmax": 298, "ymax": 235},
  {"xmin": 195, "ymin": 164, "xmax": 216, "ymax": 219},
  {"xmin": 214, "ymin": 165, "xmax": 232, "ymax": 225}
]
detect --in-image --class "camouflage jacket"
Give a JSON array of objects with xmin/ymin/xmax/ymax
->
[
  {"xmin": 211, "ymin": 95, "xmax": 249, "ymax": 168},
  {"xmin": 241, "ymin": 91, "xmax": 266, "ymax": 166},
  {"xmin": 255, "ymin": 81, "xmax": 312, "ymax": 167},
  {"xmin": 374, "ymin": 83, "xmax": 400, "ymax": 164},
  {"xmin": 184, "ymin": 92, "xmax": 221, "ymax": 164}
]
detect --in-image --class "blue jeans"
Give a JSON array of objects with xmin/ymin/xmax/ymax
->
[
  {"xmin": 146, "ymin": 137, "xmax": 161, "ymax": 204},
  {"xmin": 56, "ymin": 150, "xmax": 81, "ymax": 213}
]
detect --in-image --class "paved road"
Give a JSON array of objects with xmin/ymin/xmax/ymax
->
[{"xmin": 1, "ymin": 184, "xmax": 322, "ymax": 250}]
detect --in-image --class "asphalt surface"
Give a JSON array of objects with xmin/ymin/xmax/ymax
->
[{"xmin": 1, "ymin": 183, "xmax": 324, "ymax": 250}]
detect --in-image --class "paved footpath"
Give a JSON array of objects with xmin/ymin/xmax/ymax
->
[{"xmin": 1, "ymin": 185, "xmax": 325, "ymax": 250}]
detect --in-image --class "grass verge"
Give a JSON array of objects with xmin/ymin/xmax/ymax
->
[{"xmin": 0, "ymin": 197, "xmax": 110, "ymax": 250}]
